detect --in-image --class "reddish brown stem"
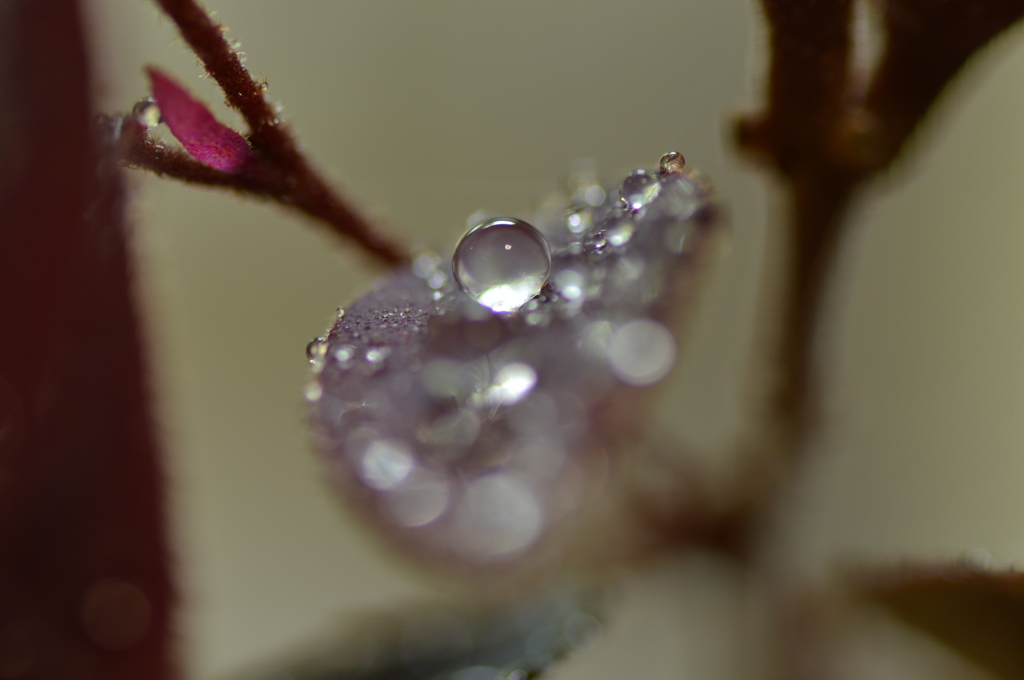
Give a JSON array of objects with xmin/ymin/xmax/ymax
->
[
  {"xmin": 151, "ymin": 0, "xmax": 282, "ymax": 154},
  {"xmin": 150, "ymin": 0, "xmax": 409, "ymax": 266},
  {"xmin": 123, "ymin": 132, "xmax": 266, "ymax": 192},
  {"xmin": 124, "ymin": 129, "xmax": 409, "ymax": 264},
  {"xmin": 736, "ymin": 0, "xmax": 858, "ymax": 475},
  {"xmin": 866, "ymin": 0, "xmax": 1024, "ymax": 165},
  {"xmin": 734, "ymin": 7, "xmax": 1024, "ymax": 669},
  {"xmin": 741, "ymin": 0, "xmax": 1024, "ymax": 473}
]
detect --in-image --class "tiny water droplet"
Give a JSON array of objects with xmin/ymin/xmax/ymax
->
[
  {"xmin": 454, "ymin": 473, "xmax": 543, "ymax": 557},
  {"xmin": 306, "ymin": 337, "xmax": 324, "ymax": 361},
  {"xmin": 360, "ymin": 439, "xmax": 414, "ymax": 490},
  {"xmin": 333, "ymin": 344, "xmax": 355, "ymax": 367},
  {"xmin": 659, "ymin": 151, "xmax": 686, "ymax": 174},
  {"xmin": 566, "ymin": 207, "xmax": 591, "ymax": 234},
  {"xmin": 413, "ymin": 251, "xmax": 443, "ymax": 278},
  {"xmin": 366, "ymin": 346, "xmax": 392, "ymax": 364},
  {"xmin": 427, "ymin": 270, "xmax": 448, "ymax": 289},
  {"xmin": 584, "ymin": 185, "xmax": 606, "ymax": 207},
  {"xmin": 306, "ymin": 336, "xmax": 328, "ymax": 371},
  {"xmin": 605, "ymin": 219, "xmax": 636, "ymax": 247},
  {"xmin": 304, "ymin": 381, "xmax": 323, "ymax": 402},
  {"xmin": 620, "ymin": 170, "xmax": 660, "ymax": 212},
  {"xmin": 453, "ymin": 218, "xmax": 552, "ymax": 313},
  {"xmin": 606, "ymin": 319, "xmax": 676, "ymax": 386},
  {"xmin": 483, "ymin": 362, "xmax": 538, "ymax": 407},
  {"xmin": 131, "ymin": 98, "xmax": 161, "ymax": 128},
  {"xmin": 554, "ymin": 269, "xmax": 585, "ymax": 301},
  {"xmin": 384, "ymin": 471, "xmax": 449, "ymax": 527}
]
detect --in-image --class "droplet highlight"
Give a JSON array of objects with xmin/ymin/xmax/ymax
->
[
  {"xmin": 605, "ymin": 219, "xmax": 636, "ymax": 247},
  {"xmin": 306, "ymin": 336, "xmax": 328, "ymax": 372},
  {"xmin": 606, "ymin": 319, "xmax": 676, "ymax": 386},
  {"xmin": 454, "ymin": 473, "xmax": 543, "ymax": 557},
  {"xmin": 483, "ymin": 362, "xmax": 538, "ymax": 407},
  {"xmin": 360, "ymin": 439, "xmax": 414, "ymax": 489},
  {"xmin": 384, "ymin": 471, "xmax": 450, "ymax": 527},
  {"xmin": 453, "ymin": 218, "xmax": 551, "ymax": 313},
  {"xmin": 366, "ymin": 346, "xmax": 391, "ymax": 364}
]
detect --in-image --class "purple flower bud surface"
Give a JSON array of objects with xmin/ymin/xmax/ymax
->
[{"xmin": 308, "ymin": 155, "xmax": 718, "ymax": 570}]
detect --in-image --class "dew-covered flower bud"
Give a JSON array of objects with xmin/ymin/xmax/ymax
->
[{"xmin": 307, "ymin": 154, "xmax": 718, "ymax": 571}]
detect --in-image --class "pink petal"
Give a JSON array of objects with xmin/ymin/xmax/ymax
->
[{"xmin": 147, "ymin": 67, "xmax": 255, "ymax": 173}]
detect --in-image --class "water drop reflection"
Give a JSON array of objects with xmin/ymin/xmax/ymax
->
[
  {"xmin": 606, "ymin": 319, "xmax": 676, "ymax": 386},
  {"xmin": 453, "ymin": 218, "xmax": 552, "ymax": 313},
  {"xmin": 384, "ymin": 471, "xmax": 450, "ymax": 527},
  {"xmin": 455, "ymin": 474, "xmax": 543, "ymax": 557},
  {"xmin": 360, "ymin": 439, "xmax": 414, "ymax": 489},
  {"xmin": 483, "ymin": 363, "xmax": 537, "ymax": 407},
  {"xmin": 131, "ymin": 97, "xmax": 161, "ymax": 128}
]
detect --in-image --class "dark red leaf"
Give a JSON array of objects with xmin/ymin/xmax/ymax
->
[
  {"xmin": 147, "ymin": 66, "xmax": 255, "ymax": 173},
  {"xmin": 858, "ymin": 564, "xmax": 1024, "ymax": 680}
]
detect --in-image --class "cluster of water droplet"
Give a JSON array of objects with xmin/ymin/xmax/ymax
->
[{"xmin": 307, "ymin": 153, "xmax": 717, "ymax": 568}]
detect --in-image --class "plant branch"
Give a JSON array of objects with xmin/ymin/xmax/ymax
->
[
  {"xmin": 738, "ymin": 0, "xmax": 1024, "ymax": 476},
  {"xmin": 866, "ymin": 0, "xmax": 1024, "ymax": 166},
  {"xmin": 151, "ymin": 0, "xmax": 282, "ymax": 156},
  {"xmin": 145, "ymin": 0, "xmax": 409, "ymax": 266},
  {"xmin": 121, "ymin": 123, "xmax": 408, "ymax": 264},
  {"xmin": 123, "ymin": 129, "xmax": 265, "ymax": 192}
]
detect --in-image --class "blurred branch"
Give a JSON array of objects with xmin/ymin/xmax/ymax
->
[
  {"xmin": 857, "ymin": 563, "xmax": 1024, "ymax": 680},
  {"xmin": 738, "ymin": 0, "xmax": 1024, "ymax": 476}
]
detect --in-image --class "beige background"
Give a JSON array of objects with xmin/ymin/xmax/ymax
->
[{"xmin": 84, "ymin": 1, "xmax": 1024, "ymax": 678}]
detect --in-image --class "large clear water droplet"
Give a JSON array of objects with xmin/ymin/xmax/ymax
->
[{"xmin": 453, "ymin": 218, "xmax": 551, "ymax": 313}]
